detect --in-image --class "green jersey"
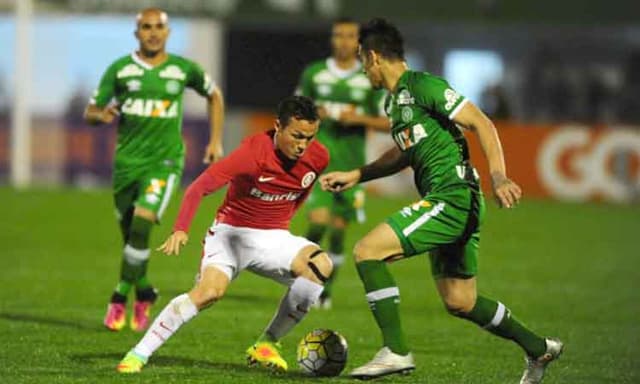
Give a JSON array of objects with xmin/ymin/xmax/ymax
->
[
  {"xmin": 91, "ymin": 52, "xmax": 215, "ymax": 191},
  {"xmin": 296, "ymin": 58, "xmax": 386, "ymax": 171},
  {"xmin": 385, "ymin": 70, "xmax": 477, "ymax": 196}
]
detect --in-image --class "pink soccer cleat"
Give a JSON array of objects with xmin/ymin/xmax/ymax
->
[
  {"xmin": 104, "ymin": 302, "xmax": 126, "ymax": 331},
  {"xmin": 130, "ymin": 300, "xmax": 153, "ymax": 332}
]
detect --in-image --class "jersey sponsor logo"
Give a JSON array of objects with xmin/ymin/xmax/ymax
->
[
  {"xmin": 258, "ymin": 175, "xmax": 276, "ymax": 183},
  {"xmin": 393, "ymin": 124, "xmax": 428, "ymax": 150},
  {"xmin": 301, "ymin": 172, "xmax": 316, "ymax": 188},
  {"xmin": 166, "ymin": 79, "xmax": 181, "ymax": 94},
  {"xmin": 249, "ymin": 187, "xmax": 302, "ymax": 202},
  {"xmin": 159, "ymin": 65, "xmax": 186, "ymax": 80},
  {"xmin": 121, "ymin": 97, "xmax": 179, "ymax": 118},
  {"xmin": 320, "ymin": 101, "xmax": 363, "ymax": 120},
  {"xmin": 117, "ymin": 64, "xmax": 144, "ymax": 78},
  {"xmin": 397, "ymin": 89, "xmax": 415, "ymax": 106},
  {"xmin": 126, "ymin": 79, "xmax": 141, "ymax": 92},
  {"xmin": 444, "ymin": 89, "xmax": 461, "ymax": 111}
]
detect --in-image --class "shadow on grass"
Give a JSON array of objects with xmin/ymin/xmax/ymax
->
[
  {"xmin": 70, "ymin": 352, "xmax": 350, "ymax": 381},
  {"xmin": 0, "ymin": 311, "xmax": 103, "ymax": 332}
]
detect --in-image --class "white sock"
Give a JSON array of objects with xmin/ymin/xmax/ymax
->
[
  {"xmin": 329, "ymin": 252, "xmax": 344, "ymax": 268},
  {"xmin": 264, "ymin": 277, "xmax": 324, "ymax": 340},
  {"xmin": 133, "ymin": 293, "xmax": 198, "ymax": 359}
]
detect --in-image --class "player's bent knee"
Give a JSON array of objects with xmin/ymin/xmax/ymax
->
[
  {"xmin": 300, "ymin": 250, "xmax": 333, "ymax": 285},
  {"xmin": 442, "ymin": 293, "xmax": 476, "ymax": 316},
  {"xmin": 190, "ymin": 283, "xmax": 226, "ymax": 308},
  {"xmin": 353, "ymin": 238, "xmax": 376, "ymax": 263}
]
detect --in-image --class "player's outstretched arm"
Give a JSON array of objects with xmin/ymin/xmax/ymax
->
[
  {"xmin": 83, "ymin": 104, "xmax": 119, "ymax": 125},
  {"xmin": 157, "ymin": 231, "xmax": 188, "ymax": 256},
  {"xmin": 452, "ymin": 101, "xmax": 522, "ymax": 208},
  {"xmin": 203, "ymin": 87, "xmax": 225, "ymax": 164},
  {"xmin": 321, "ymin": 145, "xmax": 408, "ymax": 192}
]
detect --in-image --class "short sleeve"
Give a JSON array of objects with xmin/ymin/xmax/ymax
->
[
  {"xmin": 186, "ymin": 60, "xmax": 216, "ymax": 97},
  {"xmin": 90, "ymin": 62, "xmax": 118, "ymax": 107},
  {"xmin": 414, "ymin": 74, "xmax": 468, "ymax": 120}
]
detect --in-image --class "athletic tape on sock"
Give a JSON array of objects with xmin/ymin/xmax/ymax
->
[
  {"xmin": 366, "ymin": 287, "xmax": 400, "ymax": 302},
  {"xmin": 124, "ymin": 245, "xmax": 150, "ymax": 266},
  {"xmin": 484, "ymin": 301, "xmax": 506, "ymax": 329}
]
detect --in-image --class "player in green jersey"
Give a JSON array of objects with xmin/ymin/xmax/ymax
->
[
  {"xmin": 296, "ymin": 18, "xmax": 390, "ymax": 309},
  {"xmin": 83, "ymin": 8, "xmax": 225, "ymax": 333},
  {"xmin": 321, "ymin": 19, "xmax": 562, "ymax": 383}
]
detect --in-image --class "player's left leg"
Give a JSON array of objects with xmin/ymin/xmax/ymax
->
[
  {"xmin": 118, "ymin": 265, "xmax": 230, "ymax": 373},
  {"xmin": 434, "ymin": 242, "xmax": 563, "ymax": 384}
]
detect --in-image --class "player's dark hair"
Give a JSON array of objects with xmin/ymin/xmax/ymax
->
[
  {"xmin": 277, "ymin": 95, "xmax": 319, "ymax": 128},
  {"xmin": 359, "ymin": 18, "xmax": 404, "ymax": 60}
]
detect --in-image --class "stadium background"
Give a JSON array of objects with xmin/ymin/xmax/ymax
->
[{"xmin": 0, "ymin": 1, "xmax": 638, "ymax": 383}]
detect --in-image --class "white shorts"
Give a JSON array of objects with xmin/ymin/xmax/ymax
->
[{"xmin": 200, "ymin": 223, "xmax": 317, "ymax": 286}]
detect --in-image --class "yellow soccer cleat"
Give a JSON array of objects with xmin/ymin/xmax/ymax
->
[
  {"xmin": 116, "ymin": 351, "xmax": 147, "ymax": 373},
  {"xmin": 246, "ymin": 341, "xmax": 288, "ymax": 372}
]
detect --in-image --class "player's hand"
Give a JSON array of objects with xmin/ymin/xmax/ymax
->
[
  {"xmin": 491, "ymin": 173, "xmax": 522, "ymax": 209},
  {"xmin": 157, "ymin": 230, "xmax": 189, "ymax": 256},
  {"xmin": 203, "ymin": 142, "xmax": 224, "ymax": 164},
  {"xmin": 99, "ymin": 105, "xmax": 120, "ymax": 124},
  {"xmin": 320, "ymin": 170, "xmax": 361, "ymax": 192}
]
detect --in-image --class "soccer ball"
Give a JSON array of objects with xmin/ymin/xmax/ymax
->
[{"xmin": 297, "ymin": 329, "xmax": 348, "ymax": 376}]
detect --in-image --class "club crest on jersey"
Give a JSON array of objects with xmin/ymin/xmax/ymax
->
[
  {"xmin": 159, "ymin": 65, "xmax": 186, "ymax": 80},
  {"xmin": 301, "ymin": 172, "xmax": 316, "ymax": 188},
  {"xmin": 397, "ymin": 89, "xmax": 415, "ymax": 106},
  {"xmin": 401, "ymin": 106, "xmax": 413, "ymax": 122},
  {"xmin": 117, "ymin": 64, "xmax": 144, "ymax": 78},
  {"xmin": 126, "ymin": 79, "xmax": 141, "ymax": 92},
  {"xmin": 166, "ymin": 80, "xmax": 181, "ymax": 94}
]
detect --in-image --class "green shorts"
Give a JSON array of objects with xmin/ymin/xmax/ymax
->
[
  {"xmin": 305, "ymin": 182, "xmax": 366, "ymax": 223},
  {"xmin": 386, "ymin": 188, "xmax": 485, "ymax": 279},
  {"xmin": 114, "ymin": 166, "xmax": 181, "ymax": 223}
]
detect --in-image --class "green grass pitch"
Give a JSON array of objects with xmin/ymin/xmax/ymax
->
[{"xmin": 1, "ymin": 187, "xmax": 638, "ymax": 383}]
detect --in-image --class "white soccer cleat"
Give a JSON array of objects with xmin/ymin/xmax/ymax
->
[
  {"xmin": 519, "ymin": 338, "xmax": 564, "ymax": 384},
  {"xmin": 350, "ymin": 346, "xmax": 415, "ymax": 380}
]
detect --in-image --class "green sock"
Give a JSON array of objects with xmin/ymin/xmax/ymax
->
[
  {"xmin": 461, "ymin": 295, "xmax": 547, "ymax": 358},
  {"xmin": 118, "ymin": 216, "xmax": 153, "ymax": 294},
  {"xmin": 356, "ymin": 260, "xmax": 410, "ymax": 355},
  {"xmin": 114, "ymin": 280, "xmax": 132, "ymax": 297},
  {"xmin": 306, "ymin": 223, "xmax": 327, "ymax": 244},
  {"xmin": 322, "ymin": 228, "xmax": 345, "ymax": 299}
]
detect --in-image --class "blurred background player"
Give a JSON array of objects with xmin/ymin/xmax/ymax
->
[
  {"xmin": 84, "ymin": 8, "xmax": 225, "ymax": 332},
  {"xmin": 296, "ymin": 18, "xmax": 390, "ymax": 309},
  {"xmin": 116, "ymin": 96, "xmax": 332, "ymax": 373},
  {"xmin": 321, "ymin": 19, "xmax": 562, "ymax": 383}
]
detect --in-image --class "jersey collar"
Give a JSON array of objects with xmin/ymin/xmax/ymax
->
[
  {"xmin": 326, "ymin": 57, "xmax": 362, "ymax": 79},
  {"xmin": 131, "ymin": 51, "xmax": 169, "ymax": 70}
]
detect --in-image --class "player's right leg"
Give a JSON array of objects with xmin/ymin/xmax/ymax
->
[
  {"xmin": 349, "ymin": 222, "xmax": 416, "ymax": 379},
  {"xmin": 117, "ymin": 265, "xmax": 230, "ymax": 373},
  {"xmin": 248, "ymin": 244, "xmax": 333, "ymax": 372},
  {"xmin": 104, "ymin": 185, "xmax": 138, "ymax": 331}
]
